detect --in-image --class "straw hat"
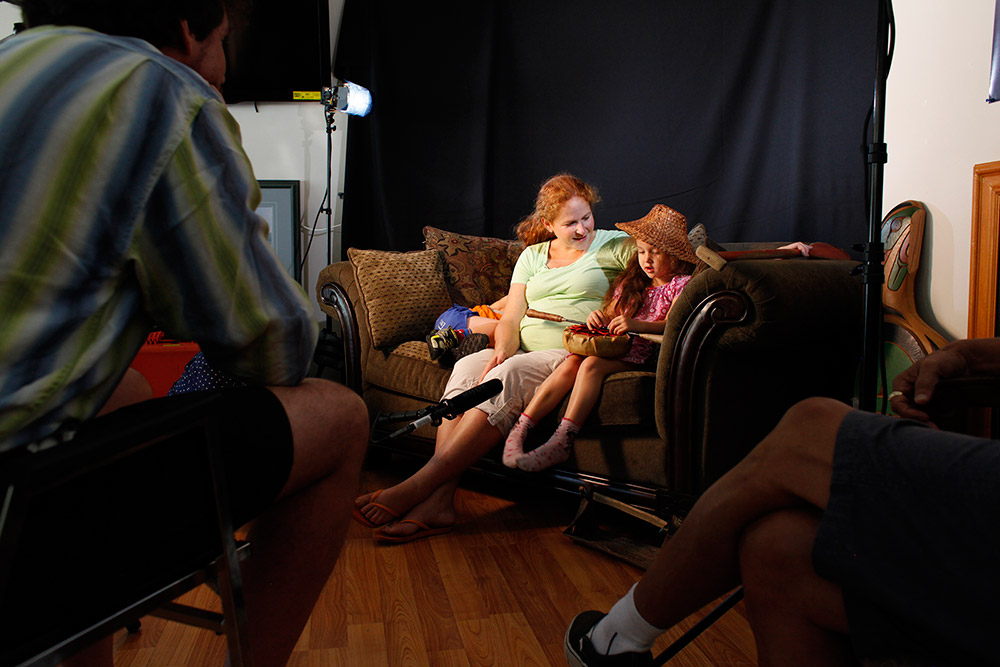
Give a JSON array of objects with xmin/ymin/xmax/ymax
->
[{"xmin": 615, "ymin": 204, "xmax": 697, "ymax": 264}]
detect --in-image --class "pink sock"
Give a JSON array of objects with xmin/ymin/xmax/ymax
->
[
  {"xmin": 517, "ymin": 418, "xmax": 579, "ymax": 472},
  {"xmin": 503, "ymin": 413, "xmax": 535, "ymax": 468}
]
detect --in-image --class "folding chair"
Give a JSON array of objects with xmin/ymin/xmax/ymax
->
[{"xmin": 0, "ymin": 392, "xmax": 253, "ymax": 667}]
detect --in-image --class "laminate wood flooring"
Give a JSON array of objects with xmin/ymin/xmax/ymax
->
[{"xmin": 112, "ymin": 460, "xmax": 756, "ymax": 666}]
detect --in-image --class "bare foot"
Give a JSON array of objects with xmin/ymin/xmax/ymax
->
[
  {"xmin": 378, "ymin": 486, "xmax": 457, "ymax": 539},
  {"xmin": 354, "ymin": 482, "xmax": 427, "ymax": 526}
]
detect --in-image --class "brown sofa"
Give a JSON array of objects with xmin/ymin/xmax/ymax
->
[{"xmin": 317, "ymin": 226, "xmax": 864, "ymax": 511}]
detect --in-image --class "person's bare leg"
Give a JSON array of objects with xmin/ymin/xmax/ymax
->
[
  {"xmin": 237, "ymin": 378, "xmax": 368, "ymax": 667},
  {"xmin": 355, "ymin": 407, "xmax": 503, "ymax": 529},
  {"xmin": 630, "ymin": 396, "xmax": 851, "ymax": 629},
  {"xmin": 468, "ymin": 316, "xmax": 499, "ymax": 339},
  {"xmin": 562, "ymin": 356, "xmax": 630, "ymax": 423},
  {"xmin": 522, "ymin": 354, "xmax": 582, "ymax": 420},
  {"xmin": 740, "ymin": 509, "xmax": 853, "ymax": 667}
]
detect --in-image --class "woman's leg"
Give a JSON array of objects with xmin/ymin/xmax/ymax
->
[
  {"xmin": 375, "ymin": 409, "xmax": 503, "ymax": 537},
  {"xmin": 356, "ymin": 348, "xmax": 565, "ymax": 527}
]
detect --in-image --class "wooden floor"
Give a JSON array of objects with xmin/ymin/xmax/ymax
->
[{"xmin": 112, "ymin": 459, "xmax": 757, "ymax": 666}]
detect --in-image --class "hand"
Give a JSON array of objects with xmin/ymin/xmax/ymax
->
[
  {"xmin": 778, "ymin": 241, "xmax": 813, "ymax": 257},
  {"xmin": 587, "ymin": 310, "xmax": 609, "ymax": 329},
  {"xmin": 890, "ymin": 345, "xmax": 970, "ymax": 426},
  {"xmin": 478, "ymin": 347, "xmax": 510, "ymax": 383},
  {"xmin": 606, "ymin": 314, "xmax": 635, "ymax": 335}
]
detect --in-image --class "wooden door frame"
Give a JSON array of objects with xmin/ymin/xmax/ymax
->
[{"xmin": 969, "ymin": 161, "xmax": 1000, "ymax": 338}]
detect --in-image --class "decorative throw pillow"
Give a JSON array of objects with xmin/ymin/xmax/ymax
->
[
  {"xmin": 347, "ymin": 248, "xmax": 453, "ymax": 349},
  {"xmin": 423, "ymin": 226, "xmax": 525, "ymax": 307}
]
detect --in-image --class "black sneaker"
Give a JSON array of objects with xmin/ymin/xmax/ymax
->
[
  {"xmin": 565, "ymin": 611, "xmax": 654, "ymax": 667},
  {"xmin": 451, "ymin": 332, "xmax": 490, "ymax": 361},
  {"xmin": 425, "ymin": 327, "xmax": 461, "ymax": 360}
]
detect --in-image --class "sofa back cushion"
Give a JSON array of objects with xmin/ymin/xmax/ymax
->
[
  {"xmin": 347, "ymin": 248, "xmax": 453, "ymax": 349},
  {"xmin": 423, "ymin": 226, "xmax": 525, "ymax": 307}
]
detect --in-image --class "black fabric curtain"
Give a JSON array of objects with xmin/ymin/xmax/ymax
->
[{"xmin": 335, "ymin": 1, "xmax": 877, "ymax": 255}]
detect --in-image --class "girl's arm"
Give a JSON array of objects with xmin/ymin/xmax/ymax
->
[{"xmin": 479, "ymin": 283, "xmax": 527, "ymax": 382}]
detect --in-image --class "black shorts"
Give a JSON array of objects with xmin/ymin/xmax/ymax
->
[
  {"xmin": 0, "ymin": 387, "xmax": 294, "ymax": 652},
  {"xmin": 812, "ymin": 410, "xmax": 1000, "ymax": 665}
]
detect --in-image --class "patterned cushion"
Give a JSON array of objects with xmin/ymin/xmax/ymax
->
[
  {"xmin": 423, "ymin": 226, "xmax": 525, "ymax": 307},
  {"xmin": 347, "ymin": 248, "xmax": 453, "ymax": 349}
]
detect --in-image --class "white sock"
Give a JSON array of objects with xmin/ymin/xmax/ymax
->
[
  {"xmin": 588, "ymin": 584, "xmax": 665, "ymax": 655},
  {"xmin": 502, "ymin": 413, "xmax": 535, "ymax": 467}
]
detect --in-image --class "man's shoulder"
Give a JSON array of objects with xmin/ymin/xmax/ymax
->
[{"xmin": 4, "ymin": 26, "xmax": 217, "ymax": 101}]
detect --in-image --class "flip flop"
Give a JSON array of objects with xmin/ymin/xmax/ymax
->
[
  {"xmin": 352, "ymin": 489, "xmax": 401, "ymax": 528},
  {"xmin": 374, "ymin": 519, "xmax": 454, "ymax": 544}
]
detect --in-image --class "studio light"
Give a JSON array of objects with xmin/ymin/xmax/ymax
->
[{"xmin": 323, "ymin": 81, "xmax": 372, "ymax": 117}]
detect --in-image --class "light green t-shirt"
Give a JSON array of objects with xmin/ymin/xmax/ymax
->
[{"xmin": 510, "ymin": 229, "xmax": 635, "ymax": 351}]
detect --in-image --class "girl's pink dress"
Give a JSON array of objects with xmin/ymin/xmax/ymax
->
[{"xmin": 618, "ymin": 274, "xmax": 692, "ymax": 364}]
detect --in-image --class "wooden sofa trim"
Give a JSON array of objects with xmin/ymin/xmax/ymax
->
[
  {"xmin": 667, "ymin": 289, "xmax": 752, "ymax": 494},
  {"xmin": 319, "ymin": 282, "xmax": 362, "ymax": 395}
]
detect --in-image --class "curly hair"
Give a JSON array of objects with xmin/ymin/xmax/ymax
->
[
  {"xmin": 21, "ymin": 0, "xmax": 251, "ymax": 49},
  {"xmin": 514, "ymin": 173, "xmax": 601, "ymax": 246}
]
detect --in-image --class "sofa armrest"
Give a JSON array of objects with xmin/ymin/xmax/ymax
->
[
  {"xmin": 316, "ymin": 261, "xmax": 365, "ymax": 395},
  {"xmin": 657, "ymin": 257, "xmax": 864, "ymax": 493},
  {"xmin": 319, "ymin": 281, "xmax": 362, "ymax": 394}
]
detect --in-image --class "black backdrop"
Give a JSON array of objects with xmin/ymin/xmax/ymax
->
[{"xmin": 335, "ymin": 0, "xmax": 878, "ymax": 255}]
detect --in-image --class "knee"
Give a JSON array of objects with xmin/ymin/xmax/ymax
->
[
  {"xmin": 560, "ymin": 354, "xmax": 584, "ymax": 374},
  {"xmin": 298, "ymin": 378, "xmax": 369, "ymax": 452},
  {"xmin": 577, "ymin": 356, "xmax": 605, "ymax": 380},
  {"xmin": 754, "ymin": 397, "xmax": 849, "ymax": 461}
]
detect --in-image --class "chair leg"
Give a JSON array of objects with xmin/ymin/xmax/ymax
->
[
  {"xmin": 652, "ymin": 588, "xmax": 744, "ymax": 666},
  {"xmin": 205, "ymin": 421, "xmax": 254, "ymax": 667}
]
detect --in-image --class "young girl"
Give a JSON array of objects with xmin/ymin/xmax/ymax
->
[{"xmin": 502, "ymin": 203, "xmax": 696, "ymax": 472}]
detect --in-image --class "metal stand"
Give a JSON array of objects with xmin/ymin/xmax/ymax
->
[{"xmin": 857, "ymin": 0, "xmax": 894, "ymax": 412}]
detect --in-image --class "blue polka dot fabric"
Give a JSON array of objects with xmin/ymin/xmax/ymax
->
[{"xmin": 168, "ymin": 352, "xmax": 248, "ymax": 395}]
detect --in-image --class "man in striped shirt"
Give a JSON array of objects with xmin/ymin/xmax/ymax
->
[{"xmin": 0, "ymin": 1, "xmax": 367, "ymax": 665}]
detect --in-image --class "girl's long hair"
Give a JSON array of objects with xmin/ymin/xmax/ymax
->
[
  {"xmin": 514, "ymin": 173, "xmax": 601, "ymax": 246},
  {"xmin": 603, "ymin": 255, "xmax": 694, "ymax": 318}
]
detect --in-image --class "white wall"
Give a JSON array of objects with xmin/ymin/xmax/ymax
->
[
  {"xmin": 227, "ymin": 102, "xmax": 348, "ymax": 320},
  {"xmin": 883, "ymin": 0, "xmax": 1000, "ymax": 339},
  {"xmin": 0, "ymin": 4, "xmax": 19, "ymax": 35}
]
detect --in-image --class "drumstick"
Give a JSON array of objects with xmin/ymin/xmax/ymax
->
[{"xmin": 524, "ymin": 309, "xmax": 662, "ymax": 343}]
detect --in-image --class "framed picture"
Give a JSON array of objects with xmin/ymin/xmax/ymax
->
[{"xmin": 256, "ymin": 180, "xmax": 301, "ymax": 284}]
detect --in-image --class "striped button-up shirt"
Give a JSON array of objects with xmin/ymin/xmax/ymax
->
[{"xmin": 0, "ymin": 26, "xmax": 317, "ymax": 451}]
